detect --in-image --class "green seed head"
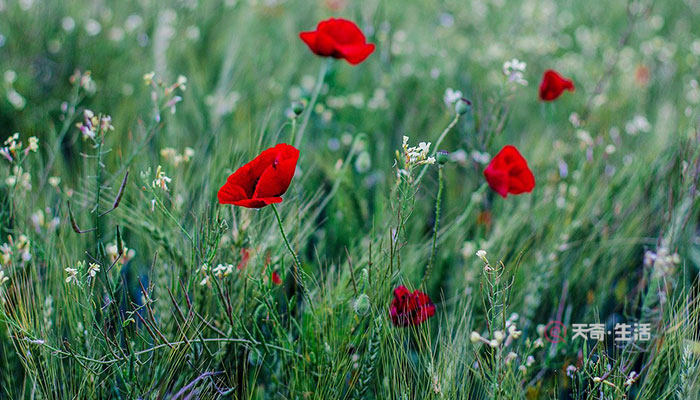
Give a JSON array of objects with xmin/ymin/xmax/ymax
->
[
  {"xmin": 292, "ymin": 101, "xmax": 304, "ymax": 116},
  {"xmin": 436, "ymin": 151, "xmax": 449, "ymax": 165},
  {"xmin": 455, "ymin": 98, "xmax": 471, "ymax": 115},
  {"xmin": 354, "ymin": 294, "xmax": 371, "ymax": 316}
]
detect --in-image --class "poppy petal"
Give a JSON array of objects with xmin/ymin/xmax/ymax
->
[
  {"xmin": 337, "ymin": 43, "xmax": 375, "ymax": 65},
  {"xmin": 484, "ymin": 145, "xmax": 534, "ymax": 197},
  {"xmin": 299, "ymin": 18, "xmax": 374, "ymax": 65},
  {"xmin": 218, "ymin": 182, "xmax": 248, "ymax": 204},
  {"xmin": 299, "ymin": 31, "xmax": 317, "ymax": 49},
  {"xmin": 252, "ymin": 147, "xmax": 299, "ymax": 199},
  {"xmin": 231, "ymin": 197, "xmax": 283, "ymax": 209},
  {"xmin": 218, "ymin": 143, "xmax": 300, "ymax": 209}
]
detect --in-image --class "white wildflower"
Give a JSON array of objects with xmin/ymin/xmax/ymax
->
[
  {"xmin": 65, "ymin": 267, "xmax": 79, "ymax": 284},
  {"xmin": 48, "ymin": 177, "xmax": 61, "ymax": 187},
  {"xmin": 401, "ymin": 136, "xmax": 435, "ymax": 167},
  {"xmin": 27, "ymin": 136, "xmax": 38, "ymax": 152},
  {"xmin": 87, "ymin": 263, "xmax": 100, "ymax": 278},
  {"xmin": 0, "ymin": 242, "xmax": 11, "ymax": 266},
  {"xmin": 526, "ymin": 355, "xmax": 535, "ymax": 367},
  {"xmin": 493, "ymin": 330, "xmax": 505, "ymax": 343},
  {"xmin": 625, "ymin": 115, "xmax": 651, "ymax": 135},
  {"xmin": 503, "ymin": 58, "xmax": 528, "ymax": 86},
  {"xmin": 152, "ymin": 165, "xmax": 172, "ymax": 191},
  {"xmin": 470, "ymin": 331, "xmax": 482, "ymax": 343},
  {"xmin": 443, "ymin": 87, "xmax": 463, "ymax": 107},
  {"xmin": 143, "ymin": 72, "xmax": 155, "ymax": 86},
  {"xmin": 212, "ymin": 263, "xmax": 235, "ymax": 278}
]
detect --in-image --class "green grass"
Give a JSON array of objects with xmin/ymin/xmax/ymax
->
[{"xmin": 1, "ymin": 0, "xmax": 699, "ymax": 398}]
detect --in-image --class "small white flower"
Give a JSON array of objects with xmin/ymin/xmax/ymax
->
[
  {"xmin": 177, "ymin": 75, "xmax": 187, "ymax": 90},
  {"xmin": 503, "ymin": 58, "xmax": 528, "ymax": 86},
  {"xmin": 443, "ymin": 88, "xmax": 463, "ymax": 107},
  {"xmin": 143, "ymin": 72, "xmax": 155, "ymax": 85},
  {"xmin": 493, "ymin": 330, "xmax": 505, "ymax": 343},
  {"xmin": 4, "ymin": 133, "xmax": 19, "ymax": 146},
  {"xmin": 526, "ymin": 355, "xmax": 535, "ymax": 367},
  {"xmin": 27, "ymin": 137, "xmax": 39, "ymax": 152},
  {"xmin": 470, "ymin": 331, "xmax": 482, "ymax": 343},
  {"xmin": 48, "ymin": 177, "xmax": 61, "ymax": 187},
  {"xmin": 0, "ymin": 147, "xmax": 12, "ymax": 162},
  {"xmin": 152, "ymin": 165, "xmax": 172, "ymax": 191},
  {"xmin": 65, "ymin": 267, "xmax": 79, "ymax": 284},
  {"xmin": 87, "ymin": 263, "xmax": 100, "ymax": 278}
]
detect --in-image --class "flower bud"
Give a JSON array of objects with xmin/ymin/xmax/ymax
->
[
  {"xmin": 455, "ymin": 98, "xmax": 471, "ymax": 115},
  {"xmin": 494, "ymin": 330, "xmax": 505, "ymax": 343},
  {"xmin": 436, "ymin": 150, "xmax": 449, "ymax": 165},
  {"xmin": 360, "ymin": 268, "xmax": 369, "ymax": 287},
  {"xmin": 353, "ymin": 294, "xmax": 371, "ymax": 316},
  {"xmin": 292, "ymin": 101, "xmax": 304, "ymax": 116},
  {"xmin": 470, "ymin": 331, "xmax": 481, "ymax": 343}
]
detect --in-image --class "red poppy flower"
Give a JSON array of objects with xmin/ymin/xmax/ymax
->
[
  {"xmin": 299, "ymin": 18, "xmax": 375, "ymax": 65},
  {"xmin": 218, "ymin": 143, "xmax": 299, "ymax": 208},
  {"xmin": 271, "ymin": 271, "xmax": 282, "ymax": 285},
  {"xmin": 538, "ymin": 69, "xmax": 575, "ymax": 101},
  {"xmin": 389, "ymin": 285, "xmax": 436, "ymax": 327},
  {"xmin": 483, "ymin": 145, "xmax": 535, "ymax": 198},
  {"xmin": 237, "ymin": 248, "xmax": 251, "ymax": 270}
]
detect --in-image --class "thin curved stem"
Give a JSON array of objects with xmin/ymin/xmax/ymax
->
[
  {"xmin": 294, "ymin": 60, "xmax": 329, "ymax": 148},
  {"xmin": 415, "ymin": 113, "xmax": 460, "ymax": 185},
  {"xmin": 422, "ymin": 166, "xmax": 444, "ymax": 286},
  {"xmin": 271, "ymin": 204, "xmax": 302, "ymax": 285},
  {"xmin": 289, "ymin": 116, "xmax": 298, "ymax": 146}
]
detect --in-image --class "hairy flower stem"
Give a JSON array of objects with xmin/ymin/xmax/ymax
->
[
  {"xmin": 294, "ymin": 59, "xmax": 329, "ymax": 148},
  {"xmin": 93, "ymin": 132, "xmax": 104, "ymax": 252},
  {"xmin": 415, "ymin": 113, "xmax": 460, "ymax": 185},
  {"xmin": 289, "ymin": 116, "xmax": 298, "ymax": 147},
  {"xmin": 271, "ymin": 204, "xmax": 302, "ymax": 286},
  {"xmin": 422, "ymin": 166, "xmax": 443, "ymax": 287}
]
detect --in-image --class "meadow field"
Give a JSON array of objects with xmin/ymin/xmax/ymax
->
[{"xmin": 1, "ymin": 0, "xmax": 699, "ymax": 398}]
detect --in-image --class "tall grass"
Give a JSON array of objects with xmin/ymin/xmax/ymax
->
[{"xmin": 0, "ymin": 0, "xmax": 699, "ymax": 398}]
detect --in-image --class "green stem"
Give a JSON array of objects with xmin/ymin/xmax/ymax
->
[
  {"xmin": 93, "ymin": 130, "xmax": 104, "ymax": 255},
  {"xmin": 422, "ymin": 166, "xmax": 444, "ymax": 286},
  {"xmin": 294, "ymin": 60, "xmax": 329, "ymax": 148},
  {"xmin": 271, "ymin": 204, "xmax": 302, "ymax": 285},
  {"xmin": 415, "ymin": 114, "xmax": 460, "ymax": 185},
  {"xmin": 289, "ymin": 116, "xmax": 298, "ymax": 146}
]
